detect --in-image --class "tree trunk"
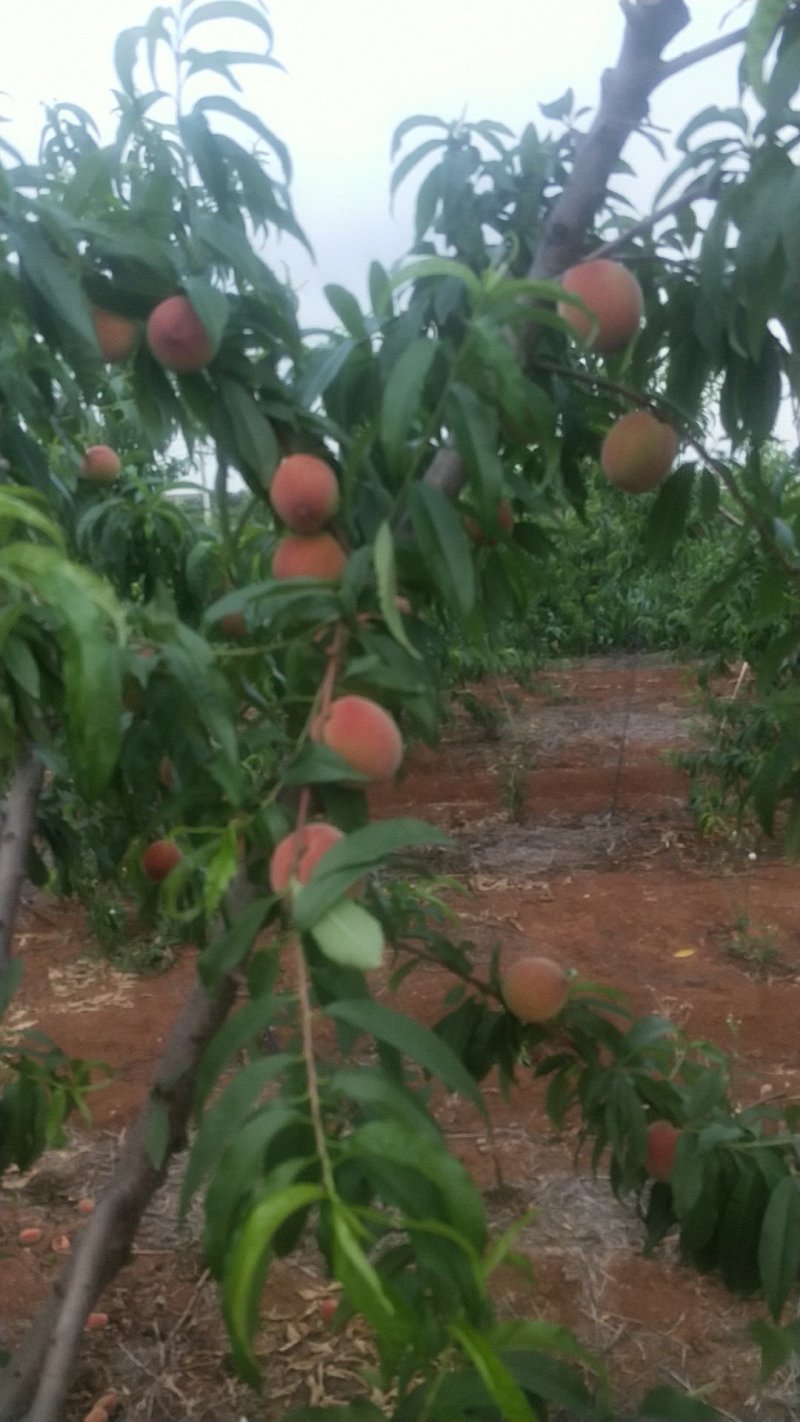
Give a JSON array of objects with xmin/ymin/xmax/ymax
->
[
  {"xmin": 0, "ymin": 877, "xmax": 254, "ymax": 1422},
  {"xmin": 0, "ymin": 743, "xmax": 45, "ymax": 975}
]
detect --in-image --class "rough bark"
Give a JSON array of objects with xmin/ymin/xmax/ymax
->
[
  {"xmin": 0, "ymin": 743, "xmax": 45, "ymax": 975},
  {"xmin": 0, "ymin": 877, "xmax": 254, "ymax": 1422}
]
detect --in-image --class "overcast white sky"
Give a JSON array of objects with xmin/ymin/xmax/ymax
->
[{"xmin": 3, "ymin": 2, "xmax": 744, "ymax": 328}]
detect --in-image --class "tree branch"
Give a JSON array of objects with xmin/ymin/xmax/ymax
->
[
  {"xmin": 530, "ymin": 0, "xmax": 691, "ymax": 280},
  {"xmin": 0, "ymin": 872, "xmax": 258, "ymax": 1422},
  {"xmin": 0, "ymin": 743, "xmax": 45, "ymax": 975},
  {"xmin": 659, "ymin": 24, "xmax": 749, "ymax": 81},
  {"xmin": 586, "ymin": 186, "xmax": 712, "ymax": 263}
]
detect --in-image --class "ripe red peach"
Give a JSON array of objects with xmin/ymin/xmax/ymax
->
[
  {"xmin": 142, "ymin": 839, "xmax": 183, "ymax": 883},
  {"xmin": 502, "ymin": 956, "xmax": 569, "ymax": 1024},
  {"xmin": 269, "ymin": 822, "xmax": 344, "ymax": 894},
  {"xmin": 218, "ymin": 610, "xmax": 247, "ymax": 639},
  {"xmin": 91, "ymin": 307, "xmax": 138, "ymax": 363},
  {"xmin": 463, "ymin": 498, "xmax": 514, "ymax": 545},
  {"xmin": 146, "ymin": 294, "xmax": 215, "ymax": 372},
  {"xmin": 81, "ymin": 445, "xmax": 121, "ymax": 483},
  {"xmin": 601, "ymin": 410, "xmax": 678, "ymax": 493},
  {"xmin": 272, "ymin": 532, "xmax": 347, "ymax": 581},
  {"xmin": 269, "ymin": 453, "xmax": 340, "ymax": 534},
  {"xmin": 311, "ymin": 695, "xmax": 403, "ymax": 782},
  {"xmin": 644, "ymin": 1121, "xmax": 681, "ymax": 1182},
  {"xmin": 558, "ymin": 259, "xmax": 643, "ymax": 353}
]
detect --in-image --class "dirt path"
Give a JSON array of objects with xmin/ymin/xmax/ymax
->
[{"xmin": 2, "ymin": 657, "xmax": 798, "ymax": 1420}]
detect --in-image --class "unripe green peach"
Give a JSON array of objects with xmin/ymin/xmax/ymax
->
[
  {"xmin": 558, "ymin": 259, "xmax": 643, "ymax": 353},
  {"xmin": 272, "ymin": 532, "xmax": 347, "ymax": 581},
  {"xmin": 146, "ymin": 295, "xmax": 215, "ymax": 372},
  {"xmin": 601, "ymin": 410, "xmax": 678, "ymax": 493},
  {"xmin": 502, "ymin": 956, "xmax": 569, "ymax": 1024},
  {"xmin": 269, "ymin": 453, "xmax": 340, "ymax": 534},
  {"xmin": 269, "ymin": 822, "xmax": 343, "ymax": 894},
  {"xmin": 312, "ymin": 695, "xmax": 403, "ymax": 781}
]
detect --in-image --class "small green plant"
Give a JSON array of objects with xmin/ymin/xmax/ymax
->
[
  {"xmin": 716, "ymin": 913, "xmax": 791, "ymax": 980},
  {"xmin": 496, "ymin": 742, "xmax": 533, "ymax": 823},
  {"xmin": 86, "ymin": 891, "xmax": 181, "ymax": 975}
]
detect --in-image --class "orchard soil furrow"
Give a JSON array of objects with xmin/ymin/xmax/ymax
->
[{"xmin": 2, "ymin": 656, "xmax": 799, "ymax": 1421}]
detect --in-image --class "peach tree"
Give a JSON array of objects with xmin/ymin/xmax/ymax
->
[{"xmin": 1, "ymin": 1, "xmax": 800, "ymax": 1419}]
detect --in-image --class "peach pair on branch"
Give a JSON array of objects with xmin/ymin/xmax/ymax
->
[{"xmin": 268, "ymin": 453, "xmax": 347, "ymax": 581}]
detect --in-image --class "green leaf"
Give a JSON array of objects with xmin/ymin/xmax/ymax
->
[
  {"xmin": 643, "ymin": 467, "xmax": 695, "ymax": 565},
  {"xmin": 195, "ymin": 95, "xmax": 292, "ymax": 181},
  {"xmin": 390, "ymin": 255, "xmax": 481, "ymax": 302},
  {"xmin": 332, "ymin": 1204, "xmax": 396, "ymax": 1327},
  {"xmin": 407, "ymin": 483, "xmax": 475, "ymax": 618},
  {"xmin": 391, "ymin": 113, "xmax": 449, "ymax": 159},
  {"xmin": 292, "ymin": 818, "xmax": 451, "ymax": 930},
  {"xmin": 373, "ymin": 522, "xmax": 420, "ymax": 658},
  {"xmin": 446, "ymin": 383, "xmax": 505, "ymax": 508},
  {"xmin": 218, "ymin": 378, "xmax": 279, "ymax": 484},
  {"xmin": 368, "ymin": 260, "xmax": 393, "ymax": 317},
  {"xmin": 18, "ymin": 225, "xmax": 97, "ymax": 353},
  {"xmin": 180, "ymin": 1065, "xmax": 297, "ymax": 1217},
  {"xmin": 223, "ymin": 1183, "xmax": 325, "ymax": 1386},
  {"xmin": 325, "ymin": 999, "xmax": 486, "ymax": 1115},
  {"xmin": 749, "ymin": 1317, "xmax": 800, "ymax": 1383},
  {"xmin": 758, "ymin": 1174, "xmax": 800, "ymax": 1320},
  {"xmin": 181, "ymin": 275, "xmax": 229, "ymax": 352},
  {"xmin": 309, "ymin": 898, "xmax": 384, "ymax": 971},
  {"xmin": 380, "ymin": 337, "xmax": 438, "ymax": 473},
  {"xmin": 146, "ymin": 1096, "xmax": 170, "ymax": 1170},
  {"xmin": 0, "ymin": 544, "xmax": 124, "ymax": 795},
  {"xmin": 193, "ymin": 993, "xmax": 285, "ymax": 1111},
  {"xmin": 451, "ymin": 1322, "xmax": 535, "ymax": 1422},
  {"xmin": 745, "ymin": 0, "xmax": 791, "ymax": 99},
  {"xmin": 183, "ymin": 0, "xmax": 276, "ymax": 48},
  {"xmin": 638, "ymin": 1385, "xmax": 721, "ymax": 1421},
  {"xmin": 390, "ymin": 137, "xmax": 447, "ymax": 204},
  {"xmin": 324, "ymin": 284, "xmax": 368, "ymax": 339},
  {"xmin": 197, "ymin": 897, "xmax": 273, "ymax": 990}
]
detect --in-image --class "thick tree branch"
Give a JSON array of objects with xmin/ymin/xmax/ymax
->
[
  {"xmin": 531, "ymin": 0, "xmax": 691, "ymax": 280},
  {"xmin": 0, "ymin": 873, "xmax": 257, "ymax": 1422},
  {"xmin": 0, "ymin": 744, "xmax": 45, "ymax": 975}
]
